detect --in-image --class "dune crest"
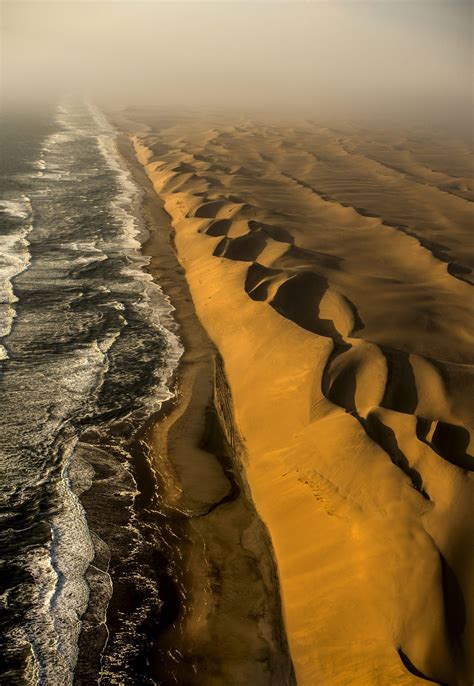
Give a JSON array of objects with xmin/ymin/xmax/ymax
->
[{"xmin": 131, "ymin": 114, "xmax": 474, "ymax": 686}]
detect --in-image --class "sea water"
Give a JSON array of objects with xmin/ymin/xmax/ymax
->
[{"xmin": 0, "ymin": 102, "xmax": 182, "ymax": 684}]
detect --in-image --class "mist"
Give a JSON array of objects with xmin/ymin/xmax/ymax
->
[{"xmin": 1, "ymin": 0, "xmax": 472, "ymax": 129}]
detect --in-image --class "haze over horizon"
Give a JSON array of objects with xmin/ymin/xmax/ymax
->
[{"xmin": 2, "ymin": 0, "xmax": 472, "ymax": 131}]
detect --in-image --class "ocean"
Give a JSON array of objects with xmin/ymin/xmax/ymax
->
[{"xmin": 0, "ymin": 102, "xmax": 182, "ymax": 684}]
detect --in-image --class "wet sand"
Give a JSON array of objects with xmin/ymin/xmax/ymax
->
[{"xmin": 116, "ymin": 130, "xmax": 295, "ymax": 686}]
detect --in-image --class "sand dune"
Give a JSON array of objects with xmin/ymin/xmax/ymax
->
[{"xmin": 128, "ymin": 112, "xmax": 473, "ymax": 685}]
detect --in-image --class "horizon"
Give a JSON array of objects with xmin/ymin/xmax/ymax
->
[{"xmin": 2, "ymin": 1, "xmax": 472, "ymax": 133}]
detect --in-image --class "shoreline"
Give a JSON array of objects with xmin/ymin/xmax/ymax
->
[{"xmin": 114, "ymin": 130, "xmax": 295, "ymax": 685}]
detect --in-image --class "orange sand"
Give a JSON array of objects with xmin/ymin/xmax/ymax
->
[{"xmin": 130, "ymin": 114, "xmax": 473, "ymax": 686}]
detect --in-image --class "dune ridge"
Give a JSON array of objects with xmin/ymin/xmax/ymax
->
[{"xmin": 129, "ymin": 114, "xmax": 473, "ymax": 685}]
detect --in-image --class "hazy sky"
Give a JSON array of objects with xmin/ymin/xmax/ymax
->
[{"xmin": 1, "ymin": 1, "xmax": 472, "ymax": 127}]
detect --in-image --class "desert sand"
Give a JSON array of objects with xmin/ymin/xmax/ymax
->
[
  {"xmin": 121, "ymin": 112, "xmax": 473, "ymax": 685},
  {"xmin": 116, "ymin": 131, "xmax": 295, "ymax": 686}
]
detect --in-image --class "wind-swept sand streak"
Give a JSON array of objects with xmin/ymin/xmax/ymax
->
[{"xmin": 127, "ymin": 112, "xmax": 473, "ymax": 686}]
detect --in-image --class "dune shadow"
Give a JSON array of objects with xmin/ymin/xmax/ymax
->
[
  {"xmin": 381, "ymin": 350, "xmax": 418, "ymax": 415},
  {"xmin": 193, "ymin": 200, "xmax": 228, "ymax": 218},
  {"xmin": 201, "ymin": 218, "xmax": 232, "ymax": 236},
  {"xmin": 440, "ymin": 554, "xmax": 466, "ymax": 641},
  {"xmin": 213, "ymin": 238, "xmax": 231, "ymax": 257},
  {"xmin": 432, "ymin": 422, "xmax": 473, "ymax": 472},
  {"xmin": 448, "ymin": 262, "xmax": 472, "ymax": 280},
  {"xmin": 213, "ymin": 232, "xmax": 268, "ymax": 262},
  {"xmin": 397, "ymin": 648, "xmax": 448, "ymax": 685},
  {"xmin": 171, "ymin": 162, "xmax": 197, "ymax": 173},
  {"xmin": 248, "ymin": 220, "xmax": 295, "ymax": 245},
  {"xmin": 271, "ymin": 271, "xmax": 343, "ymax": 340},
  {"xmin": 244, "ymin": 262, "xmax": 281, "ymax": 301},
  {"xmin": 366, "ymin": 413, "xmax": 430, "ymax": 499},
  {"xmin": 322, "ymin": 344, "xmax": 357, "ymax": 413},
  {"xmin": 417, "ymin": 419, "xmax": 474, "ymax": 472}
]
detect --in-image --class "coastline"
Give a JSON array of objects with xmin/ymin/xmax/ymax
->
[
  {"xmin": 115, "ymin": 130, "xmax": 295, "ymax": 685},
  {"xmin": 4, "ymin": 3, "xmax": 472, "ymax": 684}
]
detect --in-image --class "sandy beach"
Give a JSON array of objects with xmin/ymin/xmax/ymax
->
[{"xmin": 115, "ymin": 111, "xmax": 474, "ymax": 686}]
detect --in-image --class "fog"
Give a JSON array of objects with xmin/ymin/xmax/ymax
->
[{"xmin": 1, "ymin": 0, "xmax": 472, "ymax": 129}]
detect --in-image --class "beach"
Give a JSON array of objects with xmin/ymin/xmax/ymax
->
[{"xmin": 116, "ymin": 110, "xmax": 474, "ymax": 686}]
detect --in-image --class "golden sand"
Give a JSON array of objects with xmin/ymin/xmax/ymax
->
[{"xmin": 128, "ymin": 113, "xmax": 473, "ymax": 685}]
